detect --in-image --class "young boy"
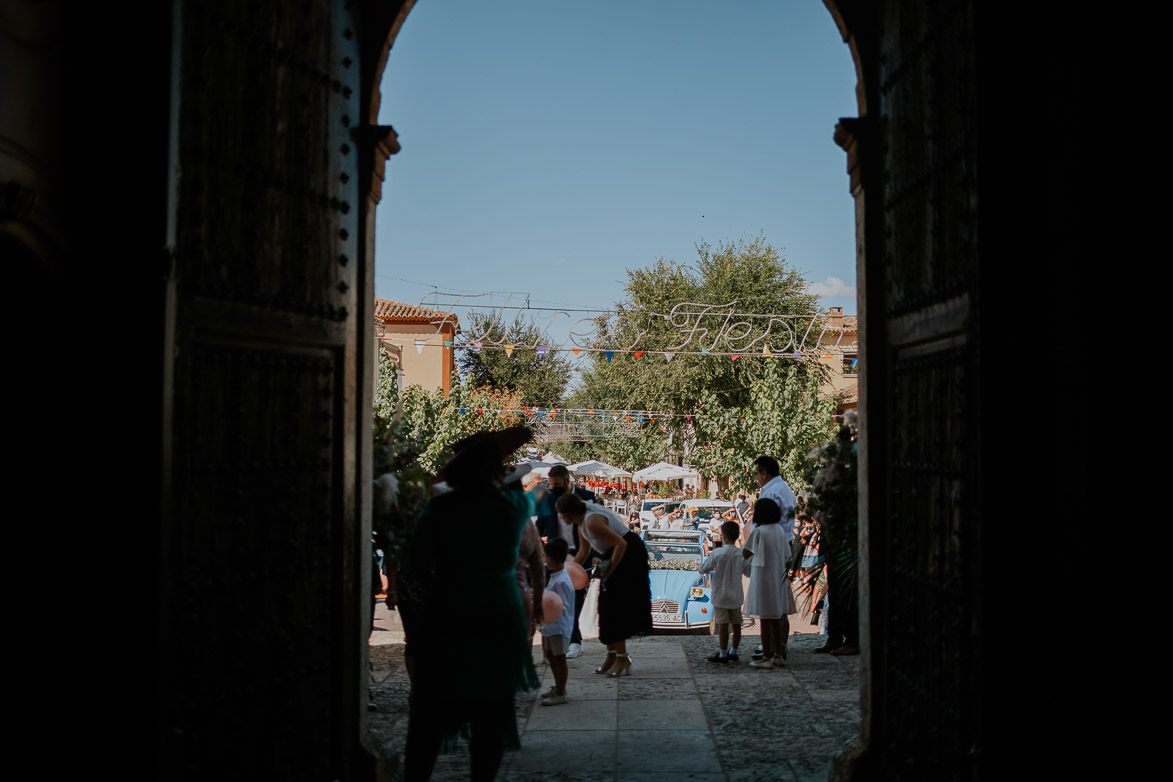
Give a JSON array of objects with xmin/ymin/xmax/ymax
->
[
  {"xmin": 539, "ymin": 537, "xmax": 575, "ymax": 705},
  {"xmin": 699, "ymin": 521, "xmax": 752, "ymax": 664}
]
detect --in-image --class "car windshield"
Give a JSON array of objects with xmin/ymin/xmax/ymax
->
[
  {"xmin": 689, "ymin": 505, "xmax": 731, "ymax": 520},
  {"xmin": 646, "ymin": 544, "xmax": 703, "ymax": 570}
]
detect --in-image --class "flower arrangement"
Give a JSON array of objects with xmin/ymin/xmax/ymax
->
[
  {"xmin": 799, "ymin": 409, "xmax": 859, "ymax": 605},
  {"xmin": 373, "ymin": 403, "xmax": 435, "ymax": 569},
  {"xmin": 647, "ymin": 558, "xmax": 701, "ymax": 571}
]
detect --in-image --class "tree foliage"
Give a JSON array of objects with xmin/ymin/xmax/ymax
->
[
  {"xmin": 567, "ymin": 235, "xmax": 833, "ymax": 485},
  {"xmin": 691, "ymin": 360, "xmax": 837, "ymax": 493},
  {"xmin": 457, "ymin": 312, "xmax": 571, "ymax": 408},
  {"xmin": 374, "ymin": 349, "xmax": 525, "ymax": 476}
]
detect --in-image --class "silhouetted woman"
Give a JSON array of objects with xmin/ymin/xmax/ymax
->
[{"xmin": 404, "ymin": 427, "xmax": 539, "ymax": 782}]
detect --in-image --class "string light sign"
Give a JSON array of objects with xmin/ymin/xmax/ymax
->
[
  {"xmin": 406, "ymin": 292, "xmax": 857, "ymax": 361},
  {"xmin": 437, "ymin": 405, "xmax": 706, "ymax": 442}
]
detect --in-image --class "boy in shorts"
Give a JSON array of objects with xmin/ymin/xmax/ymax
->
[
  {"xmin": 539, "ymin": 538, "xmax": 574, "ymax": 704},
  {"xmin": 699, "ymin": 521, "xmax": 752, "ymax": 664}
]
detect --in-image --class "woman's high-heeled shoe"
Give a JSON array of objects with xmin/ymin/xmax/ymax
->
[
  {"xmin": 606, "ymin": 653, "xmax": 632, "ymax": 678},
  {"xmin": 594, "ymin": 652, "xmax": 617, "ymax": 674}
]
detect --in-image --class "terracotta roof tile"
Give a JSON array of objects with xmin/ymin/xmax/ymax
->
[
  {"xmin": 815, "ymin": 315, "xmax": 858, "ymax": 334},
  {"xmin": 374, "ymin": 298, "xmax": 460, "ymax": 328}
]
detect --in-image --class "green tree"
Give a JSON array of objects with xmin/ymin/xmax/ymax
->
[
  {"xmin": 374, "ymin": 349, "xmax": 525, "ymax": 475},
  {"xmin": 458, "ymin": 312, "xmax": 572, "ymax": 408},
  {"xmin": 568, "ymin": 235, "xmax": 832, "ymax": 482},
  {"xmin": 691, "ymin": 360, "xmax": 836, "ymax": 494}
]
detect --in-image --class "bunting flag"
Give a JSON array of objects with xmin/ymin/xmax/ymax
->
[
  {"xmin": 504, "ymin": 344, "xmax": 514, "ymax": 357},
  {"xmin": 536, "ymin": 346, "xmax": 547, "ymax": 356},
  {"xmin": 414, "ymin": 339, "xmax": 425, "ymax": 355},
  {"xmin": 473, "ymin": 341, "xmax": 483, "ymax": 349},
  {"xmin": 792, "ymin": 351, "xmax": 802, "ymax": 358},
  {"xmin": 663, "ymin": 352, "xmax": 674, "ymax": 362},
  {"xmin": 762, "ymin": 346, "xmax": 772, "ymax": 357},
  {"xmin": 605, "ymin": 351, "xmax": 614, "ymax": 362},
  {"xmin": 731, "ymin": 354, "xmax": 741, "ymax": 361},
  {"xmin": 634, "ymin": 351, "xmax": 644, "ymax": 359},
  {"xmin": 572, "ymin": 348, "xmax": 581, "ymax": 356},
  {"xmin": 701, "ymin": 348, "xmax": 710, "ymax": 354},
  {"xmin": 444, "ymin": 340, "xmax": 453, "ymax": 347}
]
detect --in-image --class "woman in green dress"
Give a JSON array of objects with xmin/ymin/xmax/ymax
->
[{"xmin": 404, "ymin": 427, "xmax": 540, "ymax": 782}]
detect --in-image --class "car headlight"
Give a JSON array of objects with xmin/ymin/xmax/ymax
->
[{"xmin": 690, "ymin": 586, "xmax": 705, "ymax": 598}]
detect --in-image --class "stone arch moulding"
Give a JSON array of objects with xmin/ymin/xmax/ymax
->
[{"xmin": 352, "ymin": 3, "xmax": 880, "ymax": 780}]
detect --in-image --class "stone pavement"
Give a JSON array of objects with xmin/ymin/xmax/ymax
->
[{"xmin": 368, "ymin": 624, "xmax": 860, "ymax": 782}]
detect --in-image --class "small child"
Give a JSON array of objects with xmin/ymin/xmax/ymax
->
[
  {"xmin": 539, "ymin": 537, "xmax": 575, "ymax": 705},
  {"xmin": 699, "ymin": 521, "xmax": 752, "ymax": 665}
]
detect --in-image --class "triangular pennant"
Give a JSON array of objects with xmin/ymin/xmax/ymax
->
[
  {"xmin": 473, "ymin": 341, "xmax": 483, "ymax": 349},
  {"xmin": 605, "ymin": 351, "xmax": 614, "ymax": 362},
  {"xmin": 536, "ymin": 346, "xmax": 547, "ymax": 357},
  {"xmin": 792, "ymin": 351, "xmax": 802, "ymax": 358},
  {"xmin": 504, "ymin": 344, "xmax": 514, "ymax": 357},
  {"xmin": 731, "ymin": 354, "xmax": 741, "ymax": 361},
  {"xmin": 414, "ymin": 339, "xmax": 425, "ymax": 354},
  {"xmin": 762, "ymin": 346, "xmax": 772, "ymax": 357},
  {"xmin": 572, "ymin": 348, "xmax": 581, "ymax": 356},
  {"xmin": 701, "ymin": 348, "xmax": 710, "ymax": 354},
  {"xmin": 663, "ymin": 352, "xmax": 674, "ymax": 362},
  {"xmin": 460, "ymin": 408, "xmax": 466, "ymax": 414},
  {"xmin": 634, "ymin": 351, "xmax": 644, "ymax": 359},
  {"xmin": 538, "ymin": 412, "xmax": 544, "ymax": 419},
  {"xmin": 444, "ymin": 340, "xmax": 453, "ymax": 347}
]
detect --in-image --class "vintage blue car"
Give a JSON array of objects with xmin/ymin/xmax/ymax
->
[{"xmin": 644, "ymin": 529, "xmax": 713, "ymax": 630}]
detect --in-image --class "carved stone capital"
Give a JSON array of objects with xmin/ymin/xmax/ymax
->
[
  {"xmin": 834, "ymin": 117, "xmax": 867, "ymax": 195},
  {"xmin": 351, "ymin": 125, "xmax": 400, "ymax": 205}
]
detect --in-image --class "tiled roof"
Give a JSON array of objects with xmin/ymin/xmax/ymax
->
[
  {"xmin": 816, "ymin": 315, "xmax": 858, "ymax": 334},
  {"xmin": 374, "ymin": 298, "xmax": 459, "ymax": 326}
]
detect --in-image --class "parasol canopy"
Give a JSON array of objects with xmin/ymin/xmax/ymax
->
[
  {"xmin": 569, "ymin": 460, "xmax": 633, "ymax": 478},
  {"xmin": 632, "ymin": 461, "xmax": 695, "ymax": 482}
]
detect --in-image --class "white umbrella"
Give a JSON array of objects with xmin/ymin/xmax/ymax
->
[
  {"xmin": 633, "ymin": 461, "xmax": 695, "ymax": 482},
  {"xmin": 541, "ymin": 452, "xmax": 569, "ymax": 465},
  {"xmin": 569, "ymin": 460, "xmax": 633, "ymax": 478}
]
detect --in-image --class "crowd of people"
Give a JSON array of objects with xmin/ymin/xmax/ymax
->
[{"xmin": 375, "ymin": 430, "xmax": 857, "ymax": 781}]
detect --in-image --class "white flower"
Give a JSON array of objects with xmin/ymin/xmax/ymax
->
[{"xmin": 374, "ymin": 473, "xmax": 399, "ymax": 516}]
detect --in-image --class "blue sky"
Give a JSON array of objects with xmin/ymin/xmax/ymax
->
[{"xmin": 375, "ymin": 0, "xmax": 859, "ymax": 338}]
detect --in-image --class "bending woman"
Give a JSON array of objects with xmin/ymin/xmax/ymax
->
[{"xmin": 555, "ymin": 493, "xmax": 652, "ymax": 677}]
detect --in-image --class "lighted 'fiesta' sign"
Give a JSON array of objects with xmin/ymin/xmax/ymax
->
[{"xmin": 384, "ymin": 295, "xmax": 857, "ymax": 359}]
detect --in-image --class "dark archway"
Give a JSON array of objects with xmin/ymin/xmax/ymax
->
[{"xmin": 5, "ymin": 1, "xmax": 1154, "ymax": 779}]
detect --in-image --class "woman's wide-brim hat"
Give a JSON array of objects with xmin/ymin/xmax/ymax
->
[{"xmin": 435, "ymin": 426, "xmax": 534, "ymax": 485}]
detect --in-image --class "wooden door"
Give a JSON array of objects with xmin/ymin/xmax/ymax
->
[{"xmin": 159, "ymin": 2, "xmax": 368, "ymax": 778}]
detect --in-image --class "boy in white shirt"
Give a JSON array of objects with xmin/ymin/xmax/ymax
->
[
  {"xmin": 539, "ymin": 538, "xmax": 575, "ymax": 705},
  {"xmin": 699, "ymin": 521, "xmax": 752, "ymax": 665}
]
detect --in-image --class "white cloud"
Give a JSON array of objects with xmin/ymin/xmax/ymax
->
[{"xmin": 806, "ymin": 276, "xmax": 856, "ymax": 298}]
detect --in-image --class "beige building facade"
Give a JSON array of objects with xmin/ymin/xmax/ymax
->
[
  {"xmin": 375, "ymin": 299, "xmax": 460, "ymax": 395},
  {"xmin": 815, "ymin": 306, "xmax": 859, "ymax": 417}
]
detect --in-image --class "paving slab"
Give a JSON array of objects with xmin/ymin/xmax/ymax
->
[
  {"xmin": 369, "ymin": 632, "xmax": 860, "ymax": 781},
  {"xmin": 618, "ymin": 698, "xmax": 709, "ymax": 730},
  {"xmin": 617, "ymin": 730, "xmax": 724, "ymax": 773}
]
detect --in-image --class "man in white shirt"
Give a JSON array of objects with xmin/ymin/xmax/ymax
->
[{"xmin": 750, "ymin": 455, "xmax": 797, "ymax": 660}]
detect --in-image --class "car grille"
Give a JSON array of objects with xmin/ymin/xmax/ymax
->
[{"xmin": 651, "ymin": 600, "xmax": 680, "ymax": 613}]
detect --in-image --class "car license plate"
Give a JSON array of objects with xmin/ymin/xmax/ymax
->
[{"xmin": 653, "ymin": 612, "xmax": 683, "ymax": 624}]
